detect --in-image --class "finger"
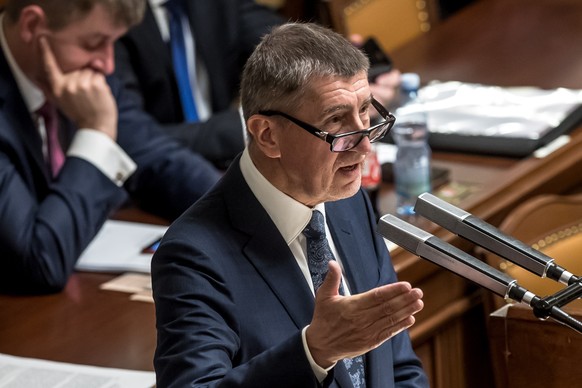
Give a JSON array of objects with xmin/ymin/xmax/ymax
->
[
  {"xmin": 364, "ymin": 298, "xmax": 423, "ymax": 347},
  {"xmin": 39, "ymin": 36, "xmax": 64, "ymax": 91},
  {"xmin": 315, "ymin": 260, "xmax": 343, "ymax": 299},
  {"xmin": 374, "ymin": 287, "xmax": 424, "ymax": 319},
  {"xmin": 380, "ymin": 289, "xmax": 424, "ymax": 319},
  {"xmin": 350, "ymin": 281, "xmax": 413, "ymax": 311},
  {"xmin": 370, "ymin": 85, "xmax": 397, "ymax": 104},
  {"xmin": 372, "ymin": 69, "xmax": 401, "ymax": 87},
  {"xmin": 343, "ymin": 303, "xmax": 420, "ymax": 355},
  {"xmin": 349, "ymin": 33, "xmax": 365, "ymax": 46},
  {"xmin": 375, "ymin": 314, "xmax": 417, "ymax": 345},
  {"xmin": 356, "ymin": 287, "xmax": 423, "ymax": 331}
]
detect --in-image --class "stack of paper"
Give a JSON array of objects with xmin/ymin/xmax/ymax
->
[
  {"xmin": 400, "ymin": 81, "xmax": 582, "ymax": 157},
  {"xmin": 0, "ymin": 353, "xmax": 155, "ymax": 388},
  {"xmin": 76, "ymin": 220, "xmax": 168, "ymax": 274}
]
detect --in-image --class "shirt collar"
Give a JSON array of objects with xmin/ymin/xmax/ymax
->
[
  {"xmin": 148, "ymin": 0, "xmax": 171, "ymax": 42},
  {"xmin": 240, "ymin": 147, "xmax": 326, "ymax": 245},
  {"xmin": 0, "ymin": 13, "xmax": 46, "ymax": 113}
]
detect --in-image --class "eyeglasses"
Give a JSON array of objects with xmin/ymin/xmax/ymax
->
[{"xmin": 259, "ymin": 97, "xmax": 395, "ymax": 152}]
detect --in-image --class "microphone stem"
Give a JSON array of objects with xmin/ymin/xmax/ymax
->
[
  {"xmin": 547, "ymin": 306, "xmax": 582, "ymax": 335},
  {"xmin": 540, "ymin": 278, "xmax": 582, "ymax": 309}
]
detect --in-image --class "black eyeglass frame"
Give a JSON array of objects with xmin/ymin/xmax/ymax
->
[{"xmin": 259, "ymin": 97, "xmax": 395, "ymax": 152}]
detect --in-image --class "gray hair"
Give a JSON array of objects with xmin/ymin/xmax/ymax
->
[
  {"xmin": 240, "ymin": 22, "xmax": 370, "ymax": 122},
  {"xmin": 5, "ymin": 0, "xmax": 145, "ymax": 30}
]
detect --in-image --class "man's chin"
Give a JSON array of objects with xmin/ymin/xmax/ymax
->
[{"xmin": 328, "ymin": 181, "xmax": 362, "ymax": 202}]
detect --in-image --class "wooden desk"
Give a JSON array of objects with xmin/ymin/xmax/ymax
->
[
  {"xmin": 489, "ymin": 303, "xmax": 582, "ymax": 387},
  {"xmin": 392, "ymin": 0, "xmax": 582, "ymax": 90},
  {"xmin": 0, "ymin": 273, "xmax": 156, "ymax": 371},
  {"xmin": 382, "ymin": 0, "xmax": 582, "ymax": 387}
]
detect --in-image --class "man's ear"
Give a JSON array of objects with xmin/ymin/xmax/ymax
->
[
  {"xmin": 18, "ymin": 5, "xmax": 48, "ymax": 43},
  {"xmin": 247, "ymin": 115, "xmax": 281, "ymax": 158}
]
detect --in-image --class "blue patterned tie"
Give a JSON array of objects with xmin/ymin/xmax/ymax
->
[
  {"xmin": 165, "ymin": 0, "xmax": 199, "ymax": 122},
  {"xmin": 303, "ymin": 210, "xmax": 366, "ymax": 388}
]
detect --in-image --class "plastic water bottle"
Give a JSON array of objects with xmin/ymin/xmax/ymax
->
[{"xmin": 393, "ymin": 73, "xmax": 431, "ymax": 216}]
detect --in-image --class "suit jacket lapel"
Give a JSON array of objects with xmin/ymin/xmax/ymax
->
[
  {"xmin": 185, "ymin": 0, "xmax": 234, "ymax": 110},
  {"xmin": 185, "ymin": 0, "xmax": 209, "ymax": 63},
  {"xmin": 223, "ymin": 162, "xmax": 315, "ymax": 329},
  {"xmin": 326, "ymin": 202, "xmax": 377, "ymax": 295},
  {"xmin": 0, "ymin": 49, "xmax": 51, "ymax": 184},
  {"xmin": 143, "ymin": 4, "xmax": 173, "ymax": 71},
  {"xmin": 327, "ymin": 198, "xmax": 386, "ymax": 388}
]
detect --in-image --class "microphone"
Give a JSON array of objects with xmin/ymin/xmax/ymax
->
[
  {"xmin": 413, "ymin": 192, "xmax": 578, "ymax": 286},
  {"xmin": 378, "ymin": 214, "xmax": 532, "ymax": 302},
  {"xmin": 378, "ymin": 214, "xmax": 582, "ymax": 333}
]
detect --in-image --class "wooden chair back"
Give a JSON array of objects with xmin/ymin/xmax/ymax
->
[
  {"xmin": 480, "ymin": 193, "xmax": 582, "ymax": 312},
  {"xmin": 320, "ymin": 0, "xmax": 440, "ymax": 52}
]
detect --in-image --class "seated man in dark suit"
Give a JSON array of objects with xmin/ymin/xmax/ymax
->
[
  {"xmin": 0, "ymin": 0, "xmax": 220, "ymax": 294},
  {"xmin": 152, "ymin": 22, "xmax": 428, "ymax": 387},
  {"xmin": 113, "ymin": 0, "xmax": 284, "ymax": 170}
]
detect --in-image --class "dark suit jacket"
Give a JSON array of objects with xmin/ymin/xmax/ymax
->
[
  {"xmin": 114, "ymin": 0, "xmax": 283, "ymax": 169},
  {"xmin": 0, "ymin": 47, "xmax": 221, "ymax": 295},
  {"xmin": 152, "ymin": 157, "xmax": 428, "ymax": 387}
]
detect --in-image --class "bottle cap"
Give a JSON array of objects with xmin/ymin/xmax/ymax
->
[{"xmin": 401, "ymin": 73, "xmax": 420, "ymax": 92}]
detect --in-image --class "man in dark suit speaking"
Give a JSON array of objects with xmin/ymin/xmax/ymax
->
[
  {"xmin": 0, "ymin": 0, "xmax": 220, "ymax": 294},
  {"xmin": 152, "ymin": 22, "xmax": 428, "ymax": 387}
]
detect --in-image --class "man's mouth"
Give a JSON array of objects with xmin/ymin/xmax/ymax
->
[{"xmin": 340, "ymin": 163, "xmax": 358, "ymax": 171}]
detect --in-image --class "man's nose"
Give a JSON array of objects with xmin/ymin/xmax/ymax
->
[
  {"xmin": 355, "ymin": 134, "xmax": 372, "ymax": 153},
  {"xmin": 91, "ymin": 44, "xmax": 115, "ymax": 75}
]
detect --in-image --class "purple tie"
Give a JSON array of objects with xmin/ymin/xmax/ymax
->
[
  {"xmin": 37, "ymin": 102, "xmax": 64, "ymax": 177},
  {"xmin": 303, "ymin": 210, "xmax": 367, "ymax": 388}
]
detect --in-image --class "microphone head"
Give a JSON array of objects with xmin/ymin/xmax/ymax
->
[
  {"xmin": 412, "ymin": 192, "xmax": 575, "ymax": 283},
  {"xmin": 378, "ymin": 214, "xmax": 519, "ymax": 298},
  {"xmin": 414, "ymin": 192, "xmax": 470, "ymax": 232},
  {"xmin": 378, "ymin": 214, "xmax": 431, "ymax": 253}
]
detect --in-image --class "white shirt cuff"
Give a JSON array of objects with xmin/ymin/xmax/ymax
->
[
  {"xmin": 67, "ymin": 129, "xmax": 136, "ymax": 187},
  {"xmin": 302, "ymin": 326, "xmax": 336, "ymax": 383}
]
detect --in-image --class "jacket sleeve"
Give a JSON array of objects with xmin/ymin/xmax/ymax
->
[
  {"xmin": 0, "ymin": 143, "xmax": 127, "ymax": 294},
  {"xmin": 152, "ymin": 237, "xmax": 321, "ymax": 388}
]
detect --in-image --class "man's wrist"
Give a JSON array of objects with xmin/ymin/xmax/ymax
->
[{"xmin": 301, "ymin": 326, "xmax": 336, "ymax": 383}]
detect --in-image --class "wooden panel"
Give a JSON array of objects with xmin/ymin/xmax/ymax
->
[
  {"xmin": 490, "ymin": 304, "xmax": 582, "ymax": 387},
  {"xmin": 479, "ymin": 193, "xmax": 582, "ymax": 311},
  {"xmin": 344, "ymin": 0, "xmax": 432, "ymax": 51}
]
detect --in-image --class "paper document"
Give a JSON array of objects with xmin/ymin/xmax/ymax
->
[
  {"xmin": 76, "ymin": 220, "xmax": 167, "ymax": 274},
  {"xmin": 417, "ymin": 81, "xmax": 582, "ymax": 139},
  {"xmin": 403, "ymin": 81, "xmax": 582, "ymax": 156},
  {"xmin": 100, "ymin": 273, "xmax": 154, "ymax": 304},
  {"xmin": 0, "ymin": 353, "xmax": 155, "ymax": 388}
]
